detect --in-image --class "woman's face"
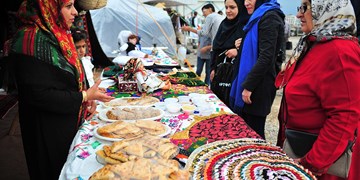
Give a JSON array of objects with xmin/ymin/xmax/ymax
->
[
  {"xmin": 296, "ymin": 0, "xmax": 313, "ymax": 34},
  {"xmin": 244, "ymin": 0, "xmax": 256, "ymax": 15},
  {"xmin": 61, "ymin": 0, "xmax": 78, "ymax": 29},
  {"xmin": 225, "ymin": 0, "xmax": 239, "ymax": 20}
]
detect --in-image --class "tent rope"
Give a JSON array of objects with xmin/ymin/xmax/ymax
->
[{"xmin": 135, "ymin": 0, "xmax": 178, "ymax": 55}]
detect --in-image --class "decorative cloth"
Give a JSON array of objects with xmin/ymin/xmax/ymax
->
[
  {"xmin": 123, "ymin": 58, "xmax": 145, "ymax": 81},
  {"xmin": 185, "ymin": 138, "xmax": 317, "ymax": 180},
  {"xmin": 162, "ymin": 71, "xmax": 206, "ymax": 86},
  {"xmin": 172, "ymin": 113, "xmax": 261, "ymax": 143}
]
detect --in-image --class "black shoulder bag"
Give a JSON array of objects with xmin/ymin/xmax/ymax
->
[
  {"xmin": 210, "ymin": 51, "xmax": 235, "ymax": 106},
  {"xmin": 281, "ymin": 92, "xmax": 356, "ymax": 178}
]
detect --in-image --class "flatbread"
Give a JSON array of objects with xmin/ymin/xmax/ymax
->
[{"xmin": 89, "ymin": 165, "xmax": 116, "ymax": 180}]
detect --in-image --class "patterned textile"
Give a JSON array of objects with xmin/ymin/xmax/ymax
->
[
  {"xmin": 102, "ymin": 65, "xmax": 123, "ymax": 78},
  {"xmin": 123, "ymin": 58, "xmax": 145, "ymax": 81},
  {"xmin": 186, "ymin": 138, "xmax": 317, "ymax": 180},
  {"xmin": 172, "ymin": 113, "xmax": 261, "ymax": 143},
  {"xmin": 73, "ymin": 14, "xmax": 92, "ymax": 57},
  {"xmin": 107, "ymin": 83, "xmax": 212, "ymax": 100},
  {"xmin": 10, "ymin": 0, "xmax": 85, "ymax": 91},
  {"xmin": 160, "ymin": 71, "xmax": 206, "ymax": 87}
]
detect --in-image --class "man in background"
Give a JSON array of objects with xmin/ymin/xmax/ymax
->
[{"xmin": 181, "ymin": 4, "xmax": 224, "ymax": 45}]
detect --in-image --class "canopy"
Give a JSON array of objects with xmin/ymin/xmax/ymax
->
[{"xmin": 90, "ymin": 0, "xmax": 177, "ymax": 58}]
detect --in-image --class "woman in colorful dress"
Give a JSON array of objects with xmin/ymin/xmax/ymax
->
[{"xmin": 8, "ymin": 0, "xmax": 113, "ymax": 178}]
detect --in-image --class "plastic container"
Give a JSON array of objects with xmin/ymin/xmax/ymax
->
[
  {"xmin": 164, "ymin": 97, "xmax": 179, "ymax": 104},
  {"xmin": 166, "ymin": 103, "xmax": 181, "ymax": 113},
  {"xmin": 182, "ymin": 104, "xmax": 196, "ymax": 115}
]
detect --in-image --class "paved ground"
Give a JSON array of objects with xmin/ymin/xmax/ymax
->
[{"xmin": 183, "ymin": 36, "xmax": 300, "ymax": 145}]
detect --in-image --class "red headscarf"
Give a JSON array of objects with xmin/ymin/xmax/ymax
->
[{"xmin": 12, "ymin": 0, "xmax": 85, "ymax": 91}]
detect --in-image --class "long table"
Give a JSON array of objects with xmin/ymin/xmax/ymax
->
[
  {"xmin": 59, "ymin": 71, "xmax": 316, "ymax": 180},
  {"xmin": 58, "ymin": 82, "xmax": 263, "ymax": 179}
]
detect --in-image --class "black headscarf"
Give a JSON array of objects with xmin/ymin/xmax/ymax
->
[{"xmin": 212, "ymin": 0, "xmax": 250, "ymax": 51}]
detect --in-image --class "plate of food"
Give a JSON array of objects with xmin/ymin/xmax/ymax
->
[
  {"xmin": 134, "ymin": 120, "xmax": 171, "ymax": 137},
  {"xmin": 93, "ymin": 127, "xmax": 124, "ymax": 141},
  {"xmin": 93, "ymin": 121, "xmax": 144, "ymax": 141},
  {"xmin": 93, "ymin": 120, "xmax": 171, "ymax": 141},
  {"xmin": 98, "ymin": 107, "xmax": 165, "ymax": 122},
  {"xmin": 100, "ymin": 96, "xmax": 160, "ymax": 108}
]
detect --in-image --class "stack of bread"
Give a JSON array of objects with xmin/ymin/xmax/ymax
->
[
  {"xmin": 104, "ymin": 96, "xmax": 160, "ymax": 107},
  {"xmin": 96, "ymin": 120, "xmax": 167, "ymax": 139},
  {"xmin": 105, "ymin": 107, "xmax": 162, "ymax": 121},
  {"xmin": 90, "ymin": 135, "xmax": 189, "ymax": 179}
]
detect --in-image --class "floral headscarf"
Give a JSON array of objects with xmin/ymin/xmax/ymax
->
[
  {"xmin": 275, "ymin": 0, "xmax": 358, "ymax": 88},
  {"xmin": 10, "ymin": 0, "xmax": 85, "ymax": 91}
]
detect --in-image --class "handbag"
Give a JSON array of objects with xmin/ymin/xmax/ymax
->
[
  {"xmin": 210, "ymin": 53, "xmax": 235, "ymax": 106},
  {"xmin": 283, "ymin": 129, "xmax": 356, "ymax": 178}
]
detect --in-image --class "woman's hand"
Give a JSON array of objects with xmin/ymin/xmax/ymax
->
[
  {"xmin": 225, "ymin": 48, "xmax": 238, "ymax": 58},
  {"xmin": 86, "ymin": 80, "xmax": 114, "ymax": 102},
  {"xmin": 242, "ymin": 89, "xmax": 252, "ymax": 104},
  {"xmin": 235, "ymin": 38, "xmax": 242, "ymax": 49},
  {"xmin": 210, "ymin": 70, "xmax": 215, "ymax": 82},
  {"xmin": 84, "ymin": 100, "xmax": 97, "ymax": 120}
]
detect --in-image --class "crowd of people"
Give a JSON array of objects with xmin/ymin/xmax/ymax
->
[{"xmin": 0, "ymin": 0, "xmax": 359, "ymax": 179}]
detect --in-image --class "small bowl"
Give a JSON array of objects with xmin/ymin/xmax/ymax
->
[
  {"xmin": 182, "ymin": 104, "xmax": 196, "ymax": 115},
  {"xmin": 188, "ymin": 93, "xmax": 201, "ymax": 98},
  {"xmin": 177, "ymin": 96, "xmax": 191, "ymax": 103},
  {"xmin": 198, "ymin": 106, "xmax": 214, "ymax": 116},
  {"xmin": 166, "ymin": 103, "xmax": 181, "ymax": 113},
  {"xmin": 164, "ymin": 97, "xmax": 179, "ymax": 104},
  {"xmin": 196, "ymin": 101, "xmax": 210, "ymax": 108},
  {"xmin": 191, "ymin": 97, "xmax": 206, "ymax": 106},
  {"xmin": 154, "ymin": 102, "xmax": 166, "ymax": 110}
]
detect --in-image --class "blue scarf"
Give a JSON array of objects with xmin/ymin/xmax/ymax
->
[{"xmin": 230, "ymin": 0, "xmax": 280, "ymax": 111}]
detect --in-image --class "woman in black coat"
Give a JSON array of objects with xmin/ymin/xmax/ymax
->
[
  {"xmin": 230, "ymin": 0, "xmax": 285, "ymax": 139},
  {"xmin": 210, "ymin": 0, "xmax": 250, "ymax": 107}
]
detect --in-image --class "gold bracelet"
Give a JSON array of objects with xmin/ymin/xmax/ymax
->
[{"xmin": 82, "ymin": 91, "xmax": 88, "ymax": 102}]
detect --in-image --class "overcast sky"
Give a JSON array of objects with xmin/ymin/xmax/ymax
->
[{"xmin": 278, "ymin": 0, "xmax": 299, "ymax": 15}]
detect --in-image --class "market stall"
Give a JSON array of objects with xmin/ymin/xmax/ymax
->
[{"xmin": 59, "ymin": 67, "xmax": 316, "ymax": 180}]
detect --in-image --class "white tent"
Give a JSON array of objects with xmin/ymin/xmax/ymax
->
[{"xmin": 90, "ymin": 0, "xmax": 177, "ymax": 58}]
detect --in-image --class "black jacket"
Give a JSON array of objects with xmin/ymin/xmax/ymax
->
[
  {"xmin": 10, "ymin": 53, "xmax": 83, "ymax": 179},
  {"xmin": 240, "ymin": 10, "xmax": 285, "ymax": 116}
]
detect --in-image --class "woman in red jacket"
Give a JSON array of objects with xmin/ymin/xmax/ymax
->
[{"xmin": 275, "ymin": 0, "xmax": 360, "ymax": 179}]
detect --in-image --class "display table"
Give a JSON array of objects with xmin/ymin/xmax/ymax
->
[
  {"xmin": 59, "ymin": 70, "xmax": 316, "ymax": 180},
  {"xmin": 59, "ymin": 89, "xmax": 237, "ymax": 179}
]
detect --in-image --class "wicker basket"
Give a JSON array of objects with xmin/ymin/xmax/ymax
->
[{"xmin": 77, "ymin": 0, "xmax": 107, "ymax": 10}]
